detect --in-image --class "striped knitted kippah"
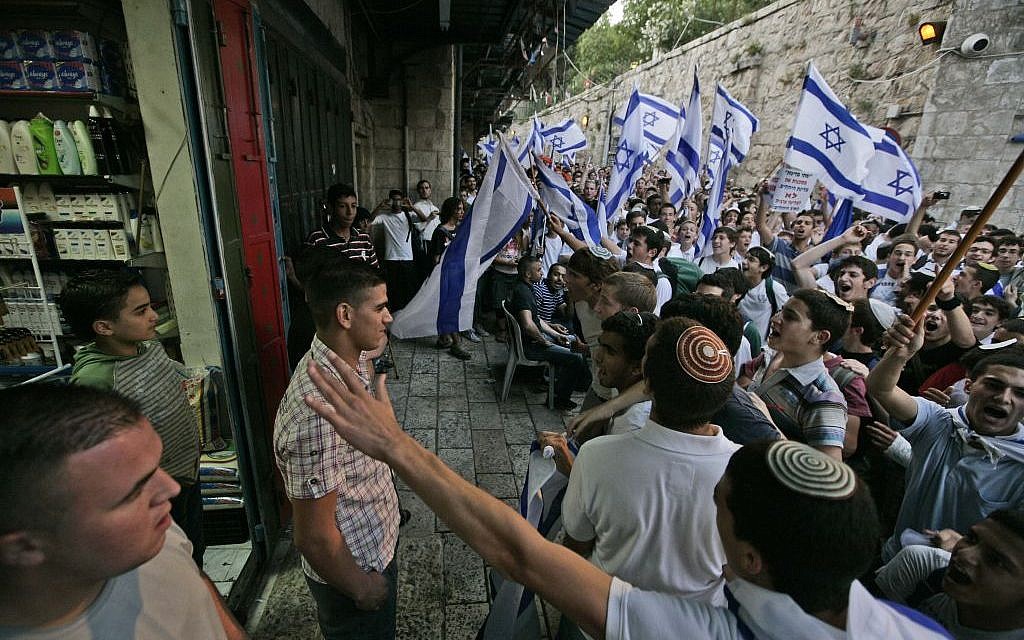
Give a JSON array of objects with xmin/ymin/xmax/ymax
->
[
  {"xmin": 675, "ymin": 325, "xmax": 732, "ymax": 384},
  {"xmin": 765, "ymin": 441, "xmax": 856, "ymax": 499}
]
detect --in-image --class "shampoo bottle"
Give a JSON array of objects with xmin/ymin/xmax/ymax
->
[
  {"xmin": 70, "ymin": 119, "xmax": 98, "ymax": 175},
  {"xmin": 0, "ymin": 121, "xmax": 16, "ymax": 174},
  {"xmin": 29, "ymin": 113, "xmax": 61, "ymax": 175},
  {"xmin": 100, "ymin": 106, "xmax": 126, "ymax": 175},
  {"xmin": 86, "ymin": 105, "xmax": 109, "ymax": 175},
  {"xmin": 10, "ymin": 120, "xmax": 38, "ymax": 175},
  {"xmin": 52, "ymin": 119, "xmax": 81, "ymax": 175}
]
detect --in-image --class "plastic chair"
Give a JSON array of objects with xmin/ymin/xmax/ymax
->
[{"xmin": 500, "ymin": 300, "xmax": 555, "ymax": 409}]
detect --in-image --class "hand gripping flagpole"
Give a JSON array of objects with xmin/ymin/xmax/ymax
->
[{"xmin": 910, "ymin": 148, "xmax": 1024, "ymax": 324}]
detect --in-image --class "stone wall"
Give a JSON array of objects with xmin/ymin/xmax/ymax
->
[
  {"xmin": 301, "ymin": 1, "xmax": 458, "ymax": 204},
  {"xmin": 912, "ymin": 0, "xmax": 1024, "ymax": 229},
  {"xmin": 358, "ymin": 47, "xmax": 457, "ymax": 203},
  {"xmin": 516, "ymin": 0, "xmax": 1023, "ymax": 229}
]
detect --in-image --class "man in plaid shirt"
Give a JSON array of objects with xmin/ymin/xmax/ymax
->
[{"xmin": 274, "ymin": 257, "xmax": 400, "ymax": 639}]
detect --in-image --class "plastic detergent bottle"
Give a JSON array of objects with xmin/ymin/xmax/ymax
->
[
  {"xmin": 71, "ymin": 119, "xmax": 98, "ymax": 175},
  {"xmin": 86, "ymin": 105, "xmax": 110, "ymax": 175},
  {"xmin": 0, "ymin": 120, "xmax": 16, "ymax": 174},
  {"xmin": 29, "ymin": 113, "xmax": 61, "ymax": 175},
  {"xmin": 10, "ymin": 120, "xmax": 38, "ymax": 175},
  {"xmin": 53, "ymin": 120, "xmax": 81, "ymax": 175}
]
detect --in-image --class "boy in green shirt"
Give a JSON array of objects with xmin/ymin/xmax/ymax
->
[{"xmin": 60, "ymin": 270, "xmax": 204, "ymax": 563}]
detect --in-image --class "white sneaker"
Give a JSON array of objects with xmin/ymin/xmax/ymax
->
[{"xmin": 462, "ymin": 329, "xmax": 482, "ymax": 343}]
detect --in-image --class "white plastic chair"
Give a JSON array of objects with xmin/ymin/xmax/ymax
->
[{"xmin": 500, "ymin": 299, "xmax": 555, "ymax": 409}]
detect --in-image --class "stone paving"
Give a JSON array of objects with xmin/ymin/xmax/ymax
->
[{"xmin": 250, "ymin": 333, "xmax": 576, "ymax": 639}]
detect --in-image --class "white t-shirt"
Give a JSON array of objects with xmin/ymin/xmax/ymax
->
[
  {"xmin": 605, "ymin": 576, "xmax": 951, "ymax": 639},
  {"xmin": 372, "ymin": 211, "xmax": 414, "ymax": 261},
  {"xmin": 563, "ymin": 419, "xmax": 740, "ymax": 603},
  {"xmin": 697, "ymin": 255, "xmax": 741, "ymax": 275},
  {"xmin": 0, "ymin": 525, "xmax": 228, "ymax": 639},
  {"xmin": 576, "ymin": 300, "xmax": 616, "ymax": 401},
  {"xmin": 607, "ymin": 400, "xmax": 652, "ymax": 435},
  {"xmin": 738, "ymin": 278, "xmax": 789, "ymax": 341},
  {"xmin": 412, "ymin": 199, "xmax": 440, "ymax": 246}
]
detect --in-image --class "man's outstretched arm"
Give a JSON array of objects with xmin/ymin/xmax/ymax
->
[{"xmin": 303, "ymin": 356, "xmax": 613, "ymax": 639}]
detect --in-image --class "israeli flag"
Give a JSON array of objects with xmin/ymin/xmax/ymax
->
[
  {"xmin": 784, "ymin": 62, "xmax": 877, "ymax": 202},
  {"xmin": 701, "ymin": 84, "xmax": 759, "ymax": 256},
  {"xmin": 390, "ymin": 134, "xmax": 539, "ymax": 338},
  {"xmin": 665, "ymin": 68, "xmax": 702, "ymax": 207},
  {"xmin": 858, "ymin": 127, "xmax": 922, "ymax": 223},
  {"xmin": 600, "ymin": 88, "xmax": 648, "ymax": 222},
  {"xmin": 516, "ymin": 115, "xmax": 546, "ymax": 168},
  {"xmin": 477, "ymin": 137, "xmax": 497, "ymax": 161},
  {"xmin": 533, "ymin": 152, "xmax": 604, "ymax": 249},
  {"xmin": 613, "ymin": 91, "xmax": 680, "ymax": 158},
  {"xmin": 541, "ymin": 118, "xmax": 588, "ymax": 155}
]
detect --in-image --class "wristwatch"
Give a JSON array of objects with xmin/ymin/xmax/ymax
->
[{"xmin": 936, "ymin": 296, "xmax": 962, "ymax": 311}]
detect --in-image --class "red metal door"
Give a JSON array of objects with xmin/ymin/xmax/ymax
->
[{"xmin": 213, "ymin": 0, "xmax": 290, "ymax": 425}]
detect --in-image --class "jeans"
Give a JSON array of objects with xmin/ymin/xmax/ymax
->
[
  {"xmin": 524, "ymin": 342, "xmax": 591, "ymax": 402},
  {"xmin": 305, "ymin": 553, "xmax": 399, "ymax": 640}
]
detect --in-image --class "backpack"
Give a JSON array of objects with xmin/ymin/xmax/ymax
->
[
  {"xmin": 765, "ymin": 275, "xmax": 780, "ymax": 317},
  {"xmin": 657, "ymin": 256, "xmax": 703, "ymax": 299}
]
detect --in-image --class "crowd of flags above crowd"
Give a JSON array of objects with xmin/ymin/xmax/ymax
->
[
  {"xmin": 398, "ymin": 62, "xmax": 926, "ymax": 340},
  {"xmin": 475, "ymin": 61, "xmax": 923, "ymax": 236}
]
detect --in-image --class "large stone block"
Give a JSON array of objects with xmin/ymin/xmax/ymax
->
[
  {"xmin": 409, "ymin": 149, "xmax": 439, "ymax": 172},
  {"xmin": 408, "ymin": 108, "xmax": 437, "ymax": 129}
]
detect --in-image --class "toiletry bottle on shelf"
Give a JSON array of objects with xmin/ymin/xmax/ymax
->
[
  {"xmin": 52, "ymin": 119, "xmax": 81, "ymax": 175},
  {"xmin": 29, "ymin": 113, "xmax": 62, "ymax": 175},
  {"xmin": 99, "ymin": 106, "xmax": 125, "ymax": 175},
  {"xmin": 0, "ymin": 120, "xmax": 16, "ymax": 174},
  {"xmin": 10, "ymin": 120, "xmax": 38, "ymax": 175},
  {"xmin": 86, "ymin": 105, "xmax": 110, "ymax": 175},
  {"xmin": 70, "ymin": 119, "xmax": 98, "ymax": 175}
]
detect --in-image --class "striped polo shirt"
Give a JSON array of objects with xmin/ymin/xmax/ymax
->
[
  {"xmin": 306, "ymin": 225, "xmax": 380, "ymax": 269},
  {"xmin": 742, "ymin": 350, "xmax": 848, "ymax": 450}
]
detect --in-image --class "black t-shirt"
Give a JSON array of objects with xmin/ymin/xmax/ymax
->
[
  {"xmin": 897, "ymin": 340, "xmax": 973, "ymax": 394},
  {"xmin": 508, "ymin": 280, "xmax": 541, "ymax": 344}
]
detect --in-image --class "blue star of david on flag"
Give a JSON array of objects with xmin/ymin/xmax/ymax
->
[
  {"xmin": 642, "ymin": 110, "xmax": 659, "ymax": 128},
  {"xmin": 820, "ymin": 122, "xmax": 845, "ymax": 152},
  {"xmin": 887, "ymin": 169, "xmax": 913, "ymax": 196},
  {"xmin": 550, "ymin": 135, "xmax": 564, "ymax": 149},
  {"xmin": 614, "ymin": 140, "xmax": 634, "ymax": 172}
]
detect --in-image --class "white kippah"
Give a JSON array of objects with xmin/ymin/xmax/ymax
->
[{"xmin": 765, "ymin": 441, "xmax": 856, "ymax": 500}]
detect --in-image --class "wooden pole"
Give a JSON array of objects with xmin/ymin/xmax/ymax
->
[{"xmin": 910, "ymin": 148, "xmax": 1024, "ymax": 323}]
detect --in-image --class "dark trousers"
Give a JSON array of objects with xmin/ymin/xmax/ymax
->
[
  {"xmin": 170, "ymin": 479, "xmax": 205, "ymax": 565},
  {"xmin": 305, "ymin": 553, "xmax": 399, "ymax": 640},
  {"xmin": 524, "ymin": 342, "xmax": 592, "ymax": 402},
  {"xmin": 384, "ymin": 260, "xmax": 417, "ymax": 312}
]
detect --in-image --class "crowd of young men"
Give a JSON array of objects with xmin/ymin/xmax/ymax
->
[{"xmin": 3, "ymin": 153, "xmax": 1022, "ymax": 640}]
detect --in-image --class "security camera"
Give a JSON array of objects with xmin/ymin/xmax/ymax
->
[{"xmin": 960, "ymin": 33, "xmax": 990, "ymax": 56}]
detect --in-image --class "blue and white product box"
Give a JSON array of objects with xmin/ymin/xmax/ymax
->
[
  {"xmin": 99, "ymin": 63, "xmax": 125, "ymax": 97},
  {"xmin": 16, "ymin": 30, "xmax": 54, "ymax": 61},
  {"xmin": 55, "ymin": 61, "xmax": 99, "ymax": 92},
  {"xmin": 0, "ymin": 61, "xmax": 28, "ymax": 90},
  {"xmin": 0, "ymin": 32, "xmax": 20, "ymax": 60},
  {"xmin": 51, "ymin": 31, "xmax": 97, "ymax": 62},
  {"xmin": 23, "ymin": 60, "xmax": 57, "ymax": 90}
]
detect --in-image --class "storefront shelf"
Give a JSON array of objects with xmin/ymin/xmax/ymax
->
[{"xmin": 0, "ymin": 174, "xmax": 143, "ymax": 189}]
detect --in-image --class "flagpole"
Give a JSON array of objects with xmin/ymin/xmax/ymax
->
[{"xmin": 910, "ymin": 147, "xmax": 1024, "ymax": 324}]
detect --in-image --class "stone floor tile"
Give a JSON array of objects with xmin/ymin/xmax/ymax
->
[
  {"xmin": 409, "ymin": 372, "xmax": 438, "ymax": 397},
  {"xmin": 398, "ymin": 491, "xmax": 436, "ymax": 539},
  {"xmin": 476, "ymin": 473, "xmax": 518, "ymax": 499},
  {"xmin": 508, "ymin": 445, "xmax": 531, "ymax": 488},
  {"xmin": 442, "ymin": 534, "xmax": 487, "ymax": 605},
  {"xmin": 438, "ymin": 411, "xmax": 472, "ymax": 448},
  {"xmin": 501, "ymin": 413, "xmax": 537, "ymax": 444},
  {"xmin": 469, "ymin": 402, "xmax": 503, "ymax": 429},
  {"xmin": 407, "ymin": 429, "xmax": 436, "ymax": 452},
  {"xmin": 472, "ymin": 430, "xmax": 512, "ymax": 474},
  {"xmin": 465, "ymin": 378, "xmax": 498, "ymax": 403},
  {"xmin": 411, "ymin": 355, "xmax": 439, "ymax": 375},
  {"xmin": 464, "ymin": 361, "xmax": 494, "ymax": 379},
  {"xmin": 528, "ymin": 404, "xmax": 567, "ymax": 432},
  {"xmin": 439, "ymin": 448, "xmax": 476, "ymax": 482},
  {"xmin": 444, "ymin": 604, "xmax": 490, "ymax": 640},
  {"xmin": 397, "ymin": 537, "xmax": 444, "ymax": 639},
  {"xmin": 404, "ymin": 397, "xmax": 438, "ymax": 430}
]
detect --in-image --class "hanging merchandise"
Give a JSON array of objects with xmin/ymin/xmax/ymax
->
[
  {"xmin": 10, "ymin": 120, "xmax": 37, "ymax": 174},
  {"xmin": 29, "ymin": 112, "xmax": 61, "ymax": 175},
  {"xmin": 52, "ymin": 119, "xmax": 81, "ymax": 175},
  {"xmin": 70, "ymin": 119, "xmax": 98, "ymax": 175},
  {"xmin": 0, "ymin": 120, "xmax": 16, "ymax": 173}
]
